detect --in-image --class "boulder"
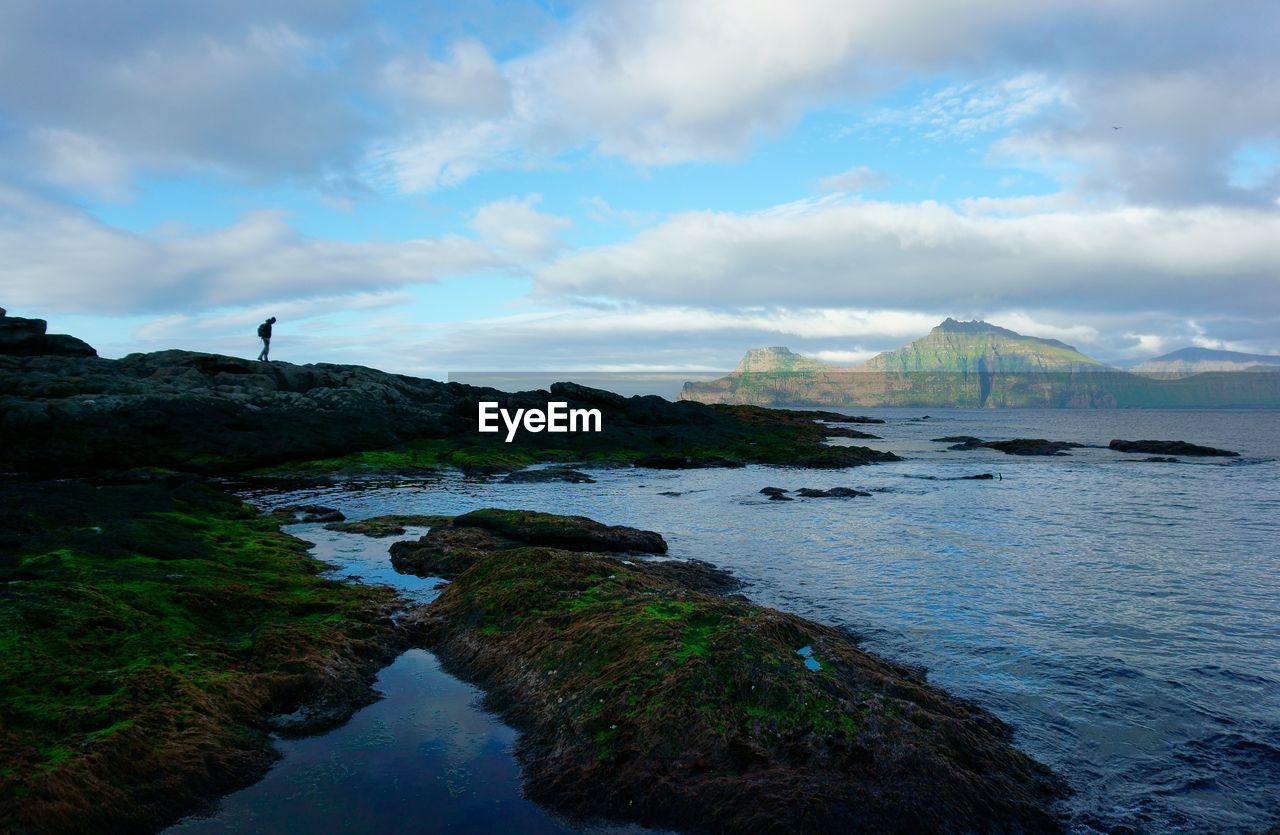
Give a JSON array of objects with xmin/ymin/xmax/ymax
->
[
  {"xmin": 501, "ymin": 467, "xmax": 596, "ymax": 484},
  {"xmin": 1109, "ymin": 439, "xmax": 1238, "ymax": 457},
  {"xmin": 454, "ymin": 508, "xmax": 668, "ymax": 554}
]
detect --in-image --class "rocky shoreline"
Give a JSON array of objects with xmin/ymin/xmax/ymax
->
[{"xmin": 2, "ymin": 316, "xmax": 1066, "ymax": 833}]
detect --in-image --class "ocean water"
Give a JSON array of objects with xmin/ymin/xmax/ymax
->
[{"xmin": 176, "ymin": 409, "xmax": 1280, "ymax": 834}]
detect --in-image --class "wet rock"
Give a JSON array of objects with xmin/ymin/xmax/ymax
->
[
  {"xmin": 272, "ymin": 504, "xmax": 346, "ymax": 524},
  {"xmin": 324, "ymin": 514, "xmax": 449, "ymax": 537},
  {"xmin": 960, "ymin": 473, "xmax": 997, "ymax": 480},
  {"xmin": 500, "ymin": 467, "xmax": 596, "ymax": 484},
  {"xmin": 1109, "ymin": 439, "xmax": 1239, "ymax": 457},
  {"xmin": 933, "ymin": 435, "xmax": 983, "ymax": 443},
  {"xmin": 390, "ymin": 524, "xmax": 515, "ymax": 578},
  {"xmin": 454, "ymin": 508, "xmax": 668, "ymax": 554},
  {"xmin": 410, "ymin": 523, "xmax": 1068, "ymax": 835},
  {"xmin": 948, "ymin": 438, "xmax": 1083, "ymax": 456},
  {"xmin": 759, "ymin": 486, "xmax": 789, "ymax": 497},
  {"xmin": 1141, "ymin": 456, "xmax": 1180, "ymax": 463},
  {"xmin": 795, "ymin": 487, "xmax": 871, "ymax": 498}
]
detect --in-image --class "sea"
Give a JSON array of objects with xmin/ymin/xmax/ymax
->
[{"xmin": 170, "ymin": 408, "xmax": 1280, "ymax": 834}]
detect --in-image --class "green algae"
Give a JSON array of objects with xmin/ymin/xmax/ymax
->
[
  {"xmin": 0, "ymin": 477, "xmax": 402, "ymax": 830},
  {"xmin": 417, "ymin": 538, "xmax": 1065, "ymax": 832}
]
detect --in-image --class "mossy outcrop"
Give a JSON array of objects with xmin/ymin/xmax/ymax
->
[
  {"xmin": 407, "ymin": 522, "xmax": 1067, "ymax": 833},
  {"xmin": 0, "ymin": 477, "xmax": 409, "ymax": 833}
]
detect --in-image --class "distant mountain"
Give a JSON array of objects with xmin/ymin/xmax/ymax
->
[
  {"xmin": 680, "ymin": 320, "xmax": 1280, "ymax": 408},
  {"xmin": 857, "ymin": 318, "xmax": 1108, "ymax": 373},
  {"xmin": 732, "ymin": 346, "xmax": 833, "ymax": 373},
  {"xmin": 1131, "ymin": 347, "xmax": 1280, "ymax": 375}
]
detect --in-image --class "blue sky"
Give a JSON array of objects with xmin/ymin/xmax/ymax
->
[{"xmin": 2, "ymin": 0, "xmax": 1278, "ymax": 377}]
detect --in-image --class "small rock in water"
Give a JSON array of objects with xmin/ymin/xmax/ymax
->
[
  {"xmin": 795, "ymin": 487, "xmax": 871, "ymax": 498},
  {"xmin": 1109, "ymin": 439, "xmax": 1238, "ymax": 457},
  {"xmin": 759, "ymin": 486, "xmax": 790, "ymax": 497}
]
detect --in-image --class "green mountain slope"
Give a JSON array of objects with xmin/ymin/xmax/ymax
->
[
  {"xmin": 680, "ymin": 320, "xmax": 1280, "ymax": 408},
  {"xmin": 857, "ymin": 319, "xmax": 1107, "ymax": 373}
]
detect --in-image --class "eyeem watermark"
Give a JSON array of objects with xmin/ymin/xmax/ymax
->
[{"xmin": 478, "ymin": 401, "xmax": 603, "ymax": 442}]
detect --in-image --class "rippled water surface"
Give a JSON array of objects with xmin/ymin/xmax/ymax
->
[{"xmin": 187, "ymin": 409, "xmax": 1280, "ymax": 834}]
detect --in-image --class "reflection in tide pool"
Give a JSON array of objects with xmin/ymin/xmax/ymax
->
[{"xmin": 171, "ymin": 649, "xmax": 580, "ymax": 834}]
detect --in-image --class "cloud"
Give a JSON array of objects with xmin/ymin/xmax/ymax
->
[
  {"xmin": 470, "ymin": 194, "xmax": 572, "ymax": 260},
  {"xmin": 0, "ymin": 186, "xmax": 496, "ymax": 314},
  {"xmin": 819, "ymin": 165, "xmax": 892, "ymax": 193},
  {"xmin": 0, "ymin": 2, "xmax": 371, "ymax": 188},
  {"xmin": 535, "ymin": 195, "xmax": 1280, "ymax": 316}
]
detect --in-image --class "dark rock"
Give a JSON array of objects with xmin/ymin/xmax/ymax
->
[
  {"xmin": 759, "ymin": 486, "xmax": 789, "ymax": 497},
  {"xmin": 410, "ymin": 526, "xmax": 1068, "ymax": 835},
  {"xmin": 0, "ymin": 315, "xmax": 97, "ymax": 357},
  {"xmin": 1109, "ymin": 439, "xmax": 1239, "ymax": 457},
  {"xmin": 500, "ymin": 467, "xmax": 596, "ymax": 484},
  {"xmin": 631, "ymin": 558, "xmax": 742, "ymax": 596},
  {"xmin": 1141, "ymin": 456, "xmax": 1180, "ymax": 463},
  {"xmin": 960, "ymin": 473, "xmax": 997, "ymax": 480},
  {"xmin": 325, "ymin": 514, "xmax": 449, "ymax": 537},
  {"xmin": 768, "ymin": 493, "xmax": 794, "ymax": 501},
  {"xmin": 823, "ymin": 426, "xmax": 882, "ymax": 439},
  {"xmin": 272, "ymin": 504, "xmax": 346, "ymax": 524},
  {"xmin": 795, "ymin": 487, "xmax": 871, "ymax": 498},
  {"xmin": 933, "ymin": 435, "xmax": 984, "ymax": 443},
  {"xmin": 390, "ymin": 524, "xmax": 515, "ymax": 578},
  {"xmin": 454, "ymin": 508, "xmax": 668, "ymax": 554},
  {"xmin": 948, "ymin": 438, "xmax": 1082, "ymax": 456}
]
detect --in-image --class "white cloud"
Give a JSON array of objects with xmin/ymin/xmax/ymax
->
[
  {"xmin": 862, "ymin": 74, "xmax": 1069, "ymax": 140},
  {"xmin": 470, "ymin": 194, "xmax": 571, "ymax": 260},
  {"xmin": 535, "ymin": 195, "xmax": 1280, "ymax": 316},
  {"xmin": 819, "ymin": 165, "xmax": 891, "ymax": 193},
  {"xmin": 0, "ymin": 186, "xmax": 496, "ymax": 313}
]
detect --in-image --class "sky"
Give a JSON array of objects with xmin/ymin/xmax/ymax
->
[{"xmin": 1, "ymin": 0, "xmax": 1278, "ymax": 377}]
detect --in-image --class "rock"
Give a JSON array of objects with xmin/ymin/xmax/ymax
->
[
  {"xmin": 454, "ymin": 508, "xmax": 668, "ymax": 554},
  {"xmin": 795, "ymin": 487, "xmax": 871, "ymax": 498},
  {"xmin": 408, "ymin": 523, "xmax": 1068, "ymax": 835},
  {"xmin": 823, "ymin": 426, "xmax": 882, "ymax": 439},
  {"xmin": 948, "ymin": 438, "xmax": 1083, "ymax": 456},
  {"xmin": 1141, "ymin": 456, "xmax": 1180, "ymax": 463},
  {"xmin": 933, "ymin": 435, "xmax": 983, "ymax": 443},
  {"xmin": 324, "ymin": 514, "xmax": 449, "ymax": 537},
  {"xmin": 0, "ymin": 315, "xmax": 97, "ymax": 357},
  {"xmin": 500, "ymin": 467, "xmax": 596, "ymax": 484},
  {"xmin": 960, "ymin": 473, "xmax": 997, "ymax": 480},
  {"xmin": 758, "ymin": 486, "xmax": 789, "ymax": 497},
  {"xmin": 1109, "ymin": 439, "xmax": 1239, "ymax": 457},
  {"xmin": 390, "ymin": 524, "xmax": 514, "ymax": 578},
  {"xmin": 272, "ymin": 504, "xmax": 346, "ymax": 524},
  {"xmin": 768, "ymin": 493, "xmax": 794, "ymax": 501}
]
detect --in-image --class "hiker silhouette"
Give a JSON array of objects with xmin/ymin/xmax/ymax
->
[{"xmin": 256, "ymin": 317, "xmax": 276, "ymax": 362}]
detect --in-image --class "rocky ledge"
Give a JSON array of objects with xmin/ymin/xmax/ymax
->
[
  {"xmin": 403, "ymin": 509, "xmax": 1067, "ymax": 833},
  {"xmin": 1108, "ymin": 439, "xmax": 1239, "ymax": 457},
  {"xmin": 935, "ymin": 437, "xmax": 1086, "ymax": 456}
]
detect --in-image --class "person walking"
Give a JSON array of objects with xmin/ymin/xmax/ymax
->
[{"xmin": 256, "ymin": 317, "xmax": 276, "ymax": 362}]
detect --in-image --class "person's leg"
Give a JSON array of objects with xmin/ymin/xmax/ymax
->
[{"xmin": 262, "ymin": 338, "xmax": 270, "ymax": 362}]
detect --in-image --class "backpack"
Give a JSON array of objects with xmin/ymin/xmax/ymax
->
[{"xmin": 257, "ymin": 323, "xmax": 269, "ymax": 338}]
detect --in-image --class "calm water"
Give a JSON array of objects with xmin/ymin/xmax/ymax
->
[{"xmin": 178, "ymin": 409, "xmax": 1280, "ymax": 834}]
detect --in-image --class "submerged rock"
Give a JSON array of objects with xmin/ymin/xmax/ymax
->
[
  {"xmin": 407, "ymin": 516, "xmax": 1067, "ymax": 834},
  {"xmin": 795, "ymin": 487, "xmax": 871, "ymax": 498},
  {"xmin": 1109, "ymin": 439, "xmax": 1238, "ymax": 457},
  {"xmin": 271, "ymin": 504, "xmax": 346, "ymax": 523},
  {"xmin": 325, "ymin": 514, "xmax": 450, "ymax": 537},
  {"xmin": 946, "ymin": 438, "xmax": 1083, "ymax": 456},
  {"xmin": 500, "ymin": 467, "xmax": 596, "ymax": 484}
]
